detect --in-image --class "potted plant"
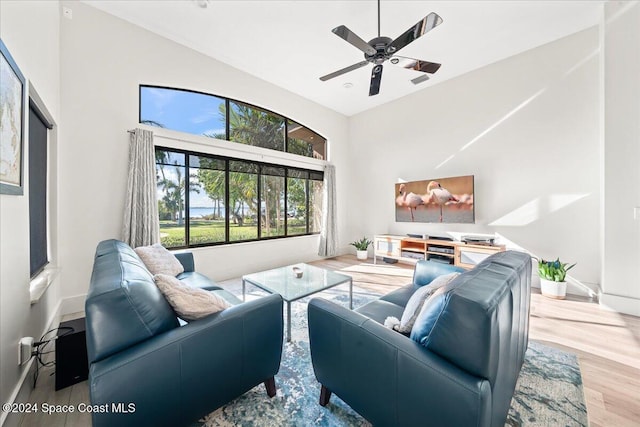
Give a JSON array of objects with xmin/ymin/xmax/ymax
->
[
  {"xmin": 537, "ymin": 258, "xmax": 576, "ymax": 299},
  {"xmin": 350, "ymin": 237, "xmax": 373, "ymax": 261}
]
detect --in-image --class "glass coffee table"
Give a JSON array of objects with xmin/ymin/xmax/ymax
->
[{"xmin": 242, "ymin": 263, "xmax": 353, "ymax": 342}]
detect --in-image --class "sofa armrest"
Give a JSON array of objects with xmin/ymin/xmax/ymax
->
[
  {"xmin": 173, "ymin": 251, "xmax": 195, "ymax": 272},
  {"xmin": 308, "ymin": 298, "xmax": 491, "ymax": 427},
  {"xmin": 412, "ymin": 260, "xmax": 464, "ymax": 287},
  {"xmin": 89, "ymin": 294, "xmax": 283, "ymax": 427}
]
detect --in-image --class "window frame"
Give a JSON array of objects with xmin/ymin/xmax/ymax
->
[
  {"xmin": 140, "ymin": 85, "xmax": 327, "ymax": 160},
  {"xmin": 155, "ymin": 146, "xmax": 324, "ymax": 250}
]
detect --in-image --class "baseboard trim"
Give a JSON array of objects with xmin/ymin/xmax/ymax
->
[
  {"xmin": 0, "ymin": 300, "xmax": 62, "ymax": 427},
  {"xmin": 60, "ymin": 293, "xmax": 86, "ymax": 316},
  {"xmin": 599, "ymin": 292, "xmax": 640, "ymax": 316}
]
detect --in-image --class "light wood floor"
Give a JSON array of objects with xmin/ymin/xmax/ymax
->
[{"xmin": 17, "ymin": 255, "xmax": 640, "ymax": 426}]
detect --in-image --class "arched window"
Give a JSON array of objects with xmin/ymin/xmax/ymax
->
[{"xmin": 140, "ymin": 85, "xmax": 326, "ymax": 160}]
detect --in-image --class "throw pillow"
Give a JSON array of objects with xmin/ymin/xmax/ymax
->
[
  {"xmin": 154, "ymin": 274, "xmax": 230, "ymax": 321},
  {"xmin": 386, "ymin": 272, "xmax": 459, "ymax": 334},
  {"xmin": 135, "ymin": 243, "xmax": 184, "ymax": 276},
  {"xmin": 410, "ymin": 273, "xmax": 463, "ymax": 345}
]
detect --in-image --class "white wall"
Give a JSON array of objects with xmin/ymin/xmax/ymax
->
[
  {"xmin": 58, "ymin": 1, "xmax": 350, "ymax": 301},
  {"xmin": 601, "ymin": 1, "xmax": 640, "ymax": 315},
  {"xmin": 348, "ymin": 27, "xmax": 601, "ymax": 293},
  {"xmin": 0, "ymin": 0, "xmax": 61, "ymax": 419}
]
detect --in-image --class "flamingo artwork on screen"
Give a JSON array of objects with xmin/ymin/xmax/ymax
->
[{"xmin": 395, "ymin": 175, "xmax": 474, "ymax": 223}]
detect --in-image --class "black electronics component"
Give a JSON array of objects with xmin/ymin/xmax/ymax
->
[
  {"xmin": 426, "ymin": 235, "xmax": 453, "ymax": 241},
  {"xmin": 55, "ymin": 318, "xmax": 88, "ymax": 390}
]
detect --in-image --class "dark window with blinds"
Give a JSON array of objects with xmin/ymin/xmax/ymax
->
[{"xmin": 29, "ymin": 103, "xmax": 50, "ymax": 277}]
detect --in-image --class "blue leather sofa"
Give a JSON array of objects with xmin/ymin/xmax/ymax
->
[
  {"xmin": 85, "ymin": 239, "xmax": 284, "ymax": 427},
  {"xmin": 308, "ymin": 251, "xmax": 531, "ymax": 427}
]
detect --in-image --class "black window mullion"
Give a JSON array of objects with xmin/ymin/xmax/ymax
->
[
  {"xmin": 257, "ymin": 165, "xmax": 262, "ymax": 239},
  {"xmin": 225, "ymin": 99, "xmax": 230, "ymax": 141},
  {"xmin": 305, "ymin": 177, "xmax": 310, "ymax": 234},
  {"xmin": 225, "ymin": 159, "xmax": 230, "ymax": 243},
  {"xmin": 284, "ymin": 119, "xmax": 288, "ymax": 153},
  {"xmin": 184, "ymin": 155, "xmax": 190, "ymax": 247},
  {"xmin": 284, "ymin": 169, "xmax": 289, "ymax": 236}
]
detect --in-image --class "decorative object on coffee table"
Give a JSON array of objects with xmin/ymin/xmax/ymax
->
[
  {"xmin": 537, "ymin": 257, "xmax": 576, "ymax": 300},
  {"xmin": 293, "ymin": 267, "xmax": 303, "ymax": 278},
  {"xmin": 350, "ymin": 236, "xmax": 372, "ymax": 260}
]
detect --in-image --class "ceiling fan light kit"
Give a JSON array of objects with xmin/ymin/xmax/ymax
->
[{"xmin": 320, "ymin": 0, "xmax": 443, "ymax": 96}]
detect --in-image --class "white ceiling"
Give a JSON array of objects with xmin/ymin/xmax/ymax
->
[{"xmin": 83, "ymin": 0, "xmax": 603, "ymax": 116}]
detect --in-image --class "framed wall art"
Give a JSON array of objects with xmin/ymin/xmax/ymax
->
[
  {"xmin": 0, "ymin": 39, "xmax": 26, "ymax": 195},
  {"xmin": 395, "ymin": 175, "xmax": 475, "ymax": 223}
]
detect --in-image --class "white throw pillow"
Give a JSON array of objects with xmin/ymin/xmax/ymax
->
[
  {"xmin": 390, "ymin": 272, "xmax": 460, "ymax": 334},
  {"xmin": 154, "ymin": 274, "xmax": 230, "ymax": 321},
  {"xmin": 135, "ymin": 243, "xmax": 184, "ymax": 276}
]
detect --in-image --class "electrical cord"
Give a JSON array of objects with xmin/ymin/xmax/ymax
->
[{"xmin": 32, "ymin": 326, "xmax": 74, "ymax": 388}]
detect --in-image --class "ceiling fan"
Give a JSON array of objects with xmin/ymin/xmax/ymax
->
[{"xmin": 319, "ymin": 0, "xmax": 443, "ymax": 96}]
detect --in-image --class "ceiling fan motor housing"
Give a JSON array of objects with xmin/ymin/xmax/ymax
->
[{"xmin": 365, "ymin": 36, "xmax": 393, "ymax": 64}]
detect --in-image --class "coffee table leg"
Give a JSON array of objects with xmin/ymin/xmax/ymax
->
[
  {"xmin": 242, "ymin": 279, "xmax": 246, "ymax": 302},
  {"xmin": 287, "ymin": 301, "xmax": 292, "ymax": 343},
  {"xmin": 349, "ymin": 278, "xmax": 353, "ymax": 310}
]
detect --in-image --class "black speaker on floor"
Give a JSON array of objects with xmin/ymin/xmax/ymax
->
[{"xmin": 55, "ymin": 317, "xmax": 89, "ymax": 390}]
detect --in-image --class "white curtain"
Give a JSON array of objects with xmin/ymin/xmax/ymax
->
[
  {"xmin": 318, "ymin": 163, "xmax": 337, "ymax": 257},
  {"xmin": 122, "ymin": 128, "xmax": 160, "ymax": 247}
]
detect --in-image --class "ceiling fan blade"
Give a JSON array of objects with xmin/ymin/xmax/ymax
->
[
  {"xmin": 319, "ymin": 61, "xmax": 369, "ymax": 81},
  {"xmin": 332, "ymin": 25, "xmax": 377, "ymax": 56},
  {"xmin": 391, "ymin": 56, "xmax": 441, "ymax": 74},
  {"xmin": 411, "ymin": 74, "xmax": 430, "ymax": 85},
  {"xmin": 369, "ymin": 65, "xmax": 383, "ymax": 96},
  {"xmin": 386, "ymin": 12, "xmax": 443, "ymax": 55}
]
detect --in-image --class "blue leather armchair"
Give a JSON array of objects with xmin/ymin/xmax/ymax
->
[
  {"xmin": 85, "ymin": 240, "xmax": 283, "ymax": 427},
  {"xmin": 308, "ymin": 251, "xmax": 531, "ymax": 427}
]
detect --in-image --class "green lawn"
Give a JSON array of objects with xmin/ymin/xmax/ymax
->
[{"xmin": 160, "ymin": 220, "xmax": 306, "ymax": 247}]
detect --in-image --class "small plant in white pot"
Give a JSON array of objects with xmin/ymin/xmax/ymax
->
[
  {"xmin": 350, "ymin": 237, "xmax": 372, "ymax": 261},
  {"xmin": 537, "ymin": 258, "xmax": 576, "ymax": 299}
]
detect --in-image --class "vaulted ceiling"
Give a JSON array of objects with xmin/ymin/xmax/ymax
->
[{"xmin": 84, "ymin": 0, "xmax": 603, "ymax": 116}]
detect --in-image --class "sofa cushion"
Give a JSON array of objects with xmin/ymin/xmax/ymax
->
[
  {"xmin": 412, "ymin": 260, "xmax": 464, "ymax": 287},
  {"xmin": 355, "ymin": 300, "xmax": 404, "ymax": 325},
  {"xmin": 154, "ymin": 274, "xmax": 230, "ymax": 321},
  {"xmin": 379, "ymin": 285, "xmax": 415, "ymax": 307},
  {"xmin": 134, "ymin": 243, "xmax": 184, "ymax": 276},
  {"xmin": 85, "ymin": 240, "xmax": 179, "ymax": 364},
  {"xmin": 210, "ymin": 289, "xmax": 243, "ymax": 306},
  {"xmin": 177, "ymin": 271, "xmax": 221, "ymax": 291}
]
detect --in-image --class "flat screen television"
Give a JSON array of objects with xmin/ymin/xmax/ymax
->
[{"xmin": 395, "ymin": 175, "xmax": 474, "ymax": 223}]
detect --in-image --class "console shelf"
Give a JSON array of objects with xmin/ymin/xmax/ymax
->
[{"xmin": 373, "ymin": 235, "xmax": 505, "ymax": 269}]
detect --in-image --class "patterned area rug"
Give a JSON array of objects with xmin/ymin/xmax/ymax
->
[{"xmin": 199, "ymin": 286, "xmax": 587, "ymax": 427}]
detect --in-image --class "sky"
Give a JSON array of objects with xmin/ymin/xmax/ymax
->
[{"xmin": 140, "ymin": 86, "xmax": 226, "ymax": 136}]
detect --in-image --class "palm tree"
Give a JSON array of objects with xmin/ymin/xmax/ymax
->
[
  {"xmin": 157, "ymin": 167, "xmax": 200, "ymax": 225},
  {"xmin": 197, "ymin": 161, "xmax": 225, "ymax": 219},
  {"xmin": 228, "ymin": 103, "xmax": 285, "ymax": 151}
]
